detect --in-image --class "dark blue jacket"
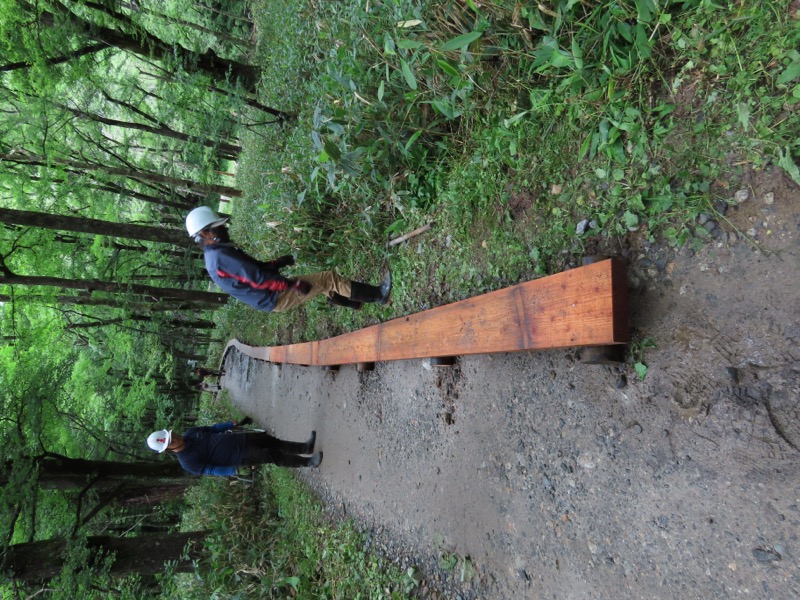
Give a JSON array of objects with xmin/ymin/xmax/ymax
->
[
  {"xmin": 177, "ymin": 421, "xmax": 245, "ymax": 477},
  {"xmin": 203, "ymin": 243, "xmax": 291, "ymax": 312}
]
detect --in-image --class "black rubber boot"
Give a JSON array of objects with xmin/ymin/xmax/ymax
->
[
  {"xmin": 278, "ymin": 431, "xmax": 316, "ymax": 454},
  {"xmin": 328, "ymin": 293, "xmax": 363, "ymax": 310},
  {"xmin": 274, "ymin": 451, "xmax": 322, "ymax": 468},
  {"xmin": 349, "ymin": 272, "xmax": 392, "ymax": 305}
]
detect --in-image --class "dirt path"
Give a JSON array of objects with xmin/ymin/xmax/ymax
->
[{"xmin": 224, "ymin": 167, "xmax": 799, "ymax": 599}]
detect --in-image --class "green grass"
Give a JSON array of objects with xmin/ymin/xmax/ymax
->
[
  {"xmin": 190, "ymin": 0, "xmax": 800, "ymax": 594},
  {"xmin": 220, "ymin": 0, "xmax": 800, "ymax": 349},
  {"xmin": 170, "ymin": 468, "xmax": 416, "ymax": 599},
  {"xmin": 166, "ymin": 398, "xmax": 415, "ymax": 599}
]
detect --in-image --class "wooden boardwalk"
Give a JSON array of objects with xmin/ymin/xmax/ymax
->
[{"xmin": 223, "ymin": 258, "xmax": 628, "ymax": 367}]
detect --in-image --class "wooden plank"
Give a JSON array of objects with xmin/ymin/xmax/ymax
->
[{"xmin": 223, "ymin": 259, "xmax": 628, "ymax": 366}]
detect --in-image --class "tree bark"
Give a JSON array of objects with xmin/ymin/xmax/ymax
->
[
  {"xmin": 0, "ymin": 43, "xmax": 107, "ymax": 72},
  {"xmin": 0, "ymin": 207, "xmax": 193, "ymax": 247},
  {"xmin": 0, "ymin": 272, "xmax": 227, "ymax": 304},
  {"xmin": 0, "ymin": 293, "xmax": 221, "ymax": 312},
  {"xmin": 115, "ymin": 481, "xmax": 196, "ymax": 506},
  {"xmin": 63, "ymin": 106, "xmax": 242, "ymax": 159},
  {"xmin": 38, "ymin": 3, "xmax": 260, "ymax": 90},
  {"xmin": 39, "ymin": 455, "xmax": 187, "ymax": 488},
  {"xmin": 5, "ymin": 531, "xmax": 208, "ymax": 582},
  {"xmin": 66, "ymin": 316, "xmax": 216, "ymax": 330},
  {"xmin": 1, "ymin": 153, "xmax": 242, "ymax": 197}
]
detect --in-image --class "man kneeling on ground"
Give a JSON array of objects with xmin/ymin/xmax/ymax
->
[{"xmin": 147, "ymin": 417, "xmax": 321, "ymax": 476}]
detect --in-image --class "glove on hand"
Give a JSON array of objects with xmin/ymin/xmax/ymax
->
[
  {"xmin": 273, "ymin": 254, "xmax": 295, "ymax": 268},
  {"xmin": 238, "ymin": 416, "xmax": 253, "ymax": 427},
  {"xmin": 291, "ymin": 279, "xmax": 312, "ymax": 295}
]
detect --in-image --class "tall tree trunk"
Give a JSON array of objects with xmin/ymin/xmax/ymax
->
[
  {"xmin": 5, "ymin": 531, "xmax": 208, "ymax": 582},
  {"xmin": 25, "ymin": 172, "xmax": 196, "ymax": 209},
  {"xmin": 0, "ymin": 273, "xmax": 227, "ymax": 303},
  {"xmin": 0, "ymin": 293, "xmax": 221, "ymax": 311},
  {"xmin": 67, "ymin": 316, "xmax": 216, "ymax": 330},
  {"xmin": 116, "ymin": 481, "xmax": 196, "ymax": 506},
  {"xmin": 0, "ymin": 43, "xmax": 107, "ymax": 72},
  {"xmin": 63, "ymin": 106, "xmax": 242, "ymax": 159},
  {"xmin": 0, "ymin": 207, "xmax": 193, "ymax": 246},
  {"xmin": 2, "ymin": 455, "xmax": 189, "ymax": 489},
  {"xmin": 141, "ymin": 7, "xmax": 250, "ymax": 46},
  {"xmin": 2, "ymin": 153, "xmax": 242, "ymax": 197},
  {"xmin": 38, "ymin": 3, "xmax": 261, "ymax": 90}
]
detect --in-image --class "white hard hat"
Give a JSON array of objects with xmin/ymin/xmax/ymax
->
[
  {"xmin": 185, "ymin": 206, "xmax": 229, "ymax": 237},
  {"xmin": 147, "ymin": 429, "xmax": 172, "ymax": 453}
]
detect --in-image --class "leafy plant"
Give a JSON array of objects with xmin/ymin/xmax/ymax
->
[{"xmin": 629, "ymin": 336, "xmax": 657, "ymax": 380}]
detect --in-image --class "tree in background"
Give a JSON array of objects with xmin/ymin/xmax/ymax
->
[{"xmin": 0, "ymin": 0, "xmax": 270, "ymax": 594}]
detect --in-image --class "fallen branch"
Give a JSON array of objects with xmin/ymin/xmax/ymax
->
[{"xmin": 387, "ymin": 223, "xmax": 433, "ymax": 247}]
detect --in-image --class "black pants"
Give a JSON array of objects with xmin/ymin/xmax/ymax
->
[{"xmin": 240, "ymin": 432, "xmax": 314, "ymax": 468}]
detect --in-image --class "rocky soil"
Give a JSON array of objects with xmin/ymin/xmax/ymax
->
[{"xmin": 224, "ymin": 166, "xmax": 799, "ymax": 599}]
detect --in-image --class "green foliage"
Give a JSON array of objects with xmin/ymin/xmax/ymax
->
[
  {"xmin": 229, "ymin": 0, "xmax": 799, "ymax": 353},
  {"xmin": 629, "ymin": 336, "xmax": 657, "ymax": 380},
  {"xmin": 1, "ymin": 1, "xmax": 253, "ymax": 595},
  {"xmin": 3, "ymin": 0, "xmax": 799, "ymax": 595},
  {"xmin": 175, "ymin": 466, "xmax": 415, "ymax": 598}
]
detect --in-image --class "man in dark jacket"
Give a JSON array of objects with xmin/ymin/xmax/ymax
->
[
  {"xmin": 147, "ymin": 417, "xmax": 321, "ymax": 477},
  {"xmin": 185, "ymin": 206, "xmax": 391, "ymax": 313},
  {"xmin": 195, "ymin": 366, "xmax": 224, "ymax": 379}
]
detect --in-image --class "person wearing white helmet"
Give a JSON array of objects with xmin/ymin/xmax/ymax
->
[
  {"xmin": 185, "ymin": 206, "xmax": 391, "ymax": 313},
  {"xmin": 147, "ymin": 417, "xmax": 321, "ymax": 476}
]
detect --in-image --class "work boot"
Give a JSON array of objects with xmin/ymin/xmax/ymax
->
[
  {"xmin": 278, "ymin": 431, "xmax": 316, "ymax": 455},
  {"xmin": 328, "ymin": 293, "xmax": 363, "ymax": 310},
  {"xmin": 275, "ymin": 451, "xmax": 323, "ymax": 469},
  {"xmin": 349, "ymin": 272, "xmax": 392, "ymax": 305}
]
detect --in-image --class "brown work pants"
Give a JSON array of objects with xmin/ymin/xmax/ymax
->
[{"xmin": 272, "ymin": 271, "xmax": 352, "ymax": 313}]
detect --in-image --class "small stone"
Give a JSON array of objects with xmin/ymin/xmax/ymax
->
[
  {"xmin": 588, "ymin": 540, "xmax": 599, "ymax": 554},
  {"xmin": 704, "ymin": 220, "xmax": 717, "ymax": 232},
  {"xmin": 763, "ymin": 192, "xmax": 775, "ymax": 205},
  {"xmin": 752, "ymin": 548, "xmax": 782, "ymax": 562},
  {"xmin": 698, "ymin": 213, "xmax": 710, "ymax": 225},
  {"xmin": 589, "ymin": 220, "xmax": 598, "ymax": 229},
  {"xmin": 747, "ymin": 227, "xmax": 757, "ymax": 237},
  {"xmin": 713, "ymin": 200, "xmax": 729, "ymax": 216},
  {"xmin": 615, "ymin": 374, "xmax": 628, "ymax": 389},
  {"xmin": 576, "ymin": 219, "xmax": 589, "ymax": 235},
  {"xmin": 728, "ymin": 231, "xmax": 738, "ymax": 244},
  {"xmin": 551, "ymin": 184, "xmax": 563, "ymax": 194},
  {"xmin": 734, "ymin": 189, "xmax": 750, "ymax": 203}
]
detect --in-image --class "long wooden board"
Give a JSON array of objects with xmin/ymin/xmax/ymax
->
[{"xmin": 223, "ymin": 258, "xmax": 628, "ymax": 366}]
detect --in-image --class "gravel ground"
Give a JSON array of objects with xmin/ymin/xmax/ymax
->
[{"xmin": 223, "ymin": 166, "xmax": 799, "ymax": 599}]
